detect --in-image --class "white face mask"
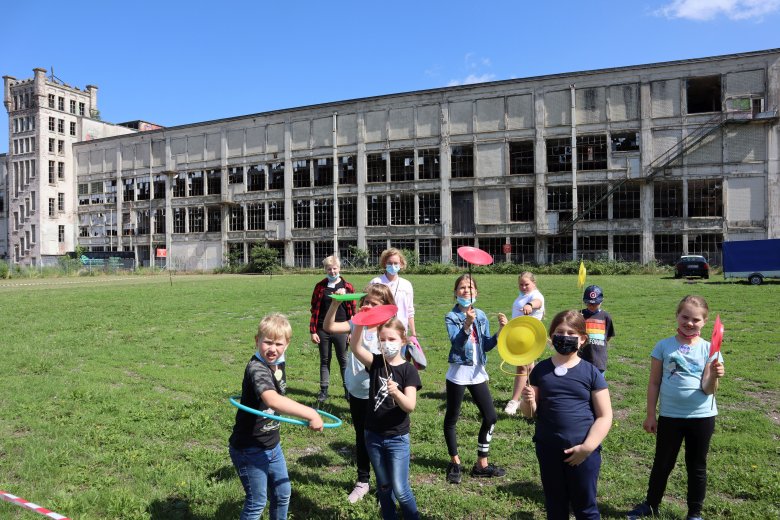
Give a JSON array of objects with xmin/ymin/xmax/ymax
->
[{"xmin": 379, "ymin": 341, "xmax": 402, "ymax": 358}]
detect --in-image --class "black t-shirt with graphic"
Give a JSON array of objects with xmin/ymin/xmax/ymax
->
[
  {"xmin": 365, "ymin": 354, "xmax": 422, "ymax": 437},
  {"xmin": 229, "ymin": 356, "xmax": 283, "ymax": 449}
]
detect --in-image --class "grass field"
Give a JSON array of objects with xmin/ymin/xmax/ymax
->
[{"xmin": 0, "ymin": 273, "xmax": 777, "ymax": 519}]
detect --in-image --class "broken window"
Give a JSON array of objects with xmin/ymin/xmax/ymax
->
[
  {"xmin": 390, "ymin": 240, "xmax": 415, "ymax": 254},
  {"xmin": 510, "ymin": 188, "xmax": 534, "ymax": 222},
  {"xmin": 451, "ymin": 145, "xmax": 474, "ymax": 178},
  {"xmin": 339, "ymin": 197, "xmax": 357, "ymax": 227},
  {"xmin": 268, "ymin": 201, "xmax": 284, "ymax": 221},
  {"xmin": 208, "ymin": 206, "xmax": 221, "ymax": 232},
  {"xmin": 293, "ymin": 160, "xmax": 311, "ymax": 188},
  {"xmin": 547, "ymin": 235, "xmax": 573, "ymax": 264},
  {"xmin": 137, "ymin": 210, "xmax": 150, "ymax": 235},
  {"xmin": 189, "ymin": 171, "xmax": 204, "ymax": 197},
  {"xmin": 614, "ymin": 235, "xmax": 641, "ymax": 263},
  {"xmin": 418, "ymin": 239, "xmax": 440, "ymax": 264},
  {"xmin": 688, "ymin": 233, "xmax": 722, "ymax": 265},
  {"xmin": 229, "ymin": 205, "xmax": 244, "ymax": 231},
  {"xmin": 418, "ymin": 192, "xmax": 441, "ymax": 225},
  {"xmin": 189, "ymin": 207, "xmax": 204, "ymax": 233},
  {"xmin": 510, "ymin": 237, "xmax": 535, "ymax": 264},
  {"xmin": 654, "ymin": 181, "xmax": 683, "ymax": 218},
  {"xmin": 390, "ymin": 151, "xmax": 414, "ymax": 182},
  {"xmin": 338, "ymin": 156, "xmax": 357, "ymax": 185},
  {"xmin": 452, "ymin": 238, "xmax": 475, "ymax": 265},
  {"xmin": 173, "ymin": 174, "xmax": 187, "ymax": 198},
  {"xmin": 207, "ymin": 169, "xmax": 221, "ymax": 195},
  {"xmin": 313, "ymin": 198, "xmax": 333, "ymax": 229},
  {"xmin": 367, "ymin": 195, "xmax": 386, "ymax": 226},
  {"xmin": 547, "ymin": 186, "xmax": 573, "ymax": 222},
  {"xmin": 268, "ymin": 162, "xmax": 284, "ymax": 190},
  {"xmin": 123, "ymin": 179, "xmax": 135, "ymax": 202},
  {"xmin": 136, "ymin": 180, "xmax": 150, "ymax": 201},
  {"xmin": 546, "ymin": 137, "xmax": 571, "ymax": 173},
  {"xmin": 338, "ymin": 241, "xmax": 357, "ymax": 265},
  {"xmin": 687, "ymin": 75, "xmax": 722, "ymax": 114},
  {"xmin": 314, "ymin": 158, "xmax": 333, "ymax": 187},
  {"xmin": 367, "ymin": 153, "xmax": 387, "ymax": 183},
  {"xmin": 314, "ymin": 241, "xmax": 331, "ymax": 264},
  {"xmin": 611, "ymin": 132, "xmax": 640, "ymax": 152},
  {"xmin": 154, "ymin": 209, "xmax": 166, "ymax": 234},
  {"xmin": 654, "ymin": 234, "xmax": 682, "ymax": 265},
  {"xmin": 173, "ymin": 208, "xmax": 186, "ymax": 233},
  {"xmin": 390, "ymin": 194, "xmax": 415, "ymax": 225},
  {"xmin": 579, "ymin": 235, "xmax": 608, "ymax": 260},
  {"xmin": 418, "ymin": 149, "xmax": 440, "ymax": 180},
  {"xmin": 578, "ymin": 184, "xmax": 608, "ymax": 221},
  {"xmin": 688, "ymin": 179, "xmax": 722, "ymax": 217},
  {"xmin": 247, "ymin": 203, "xmax": 265, "ymax": 230},
  {"xmin": 228, "ymin": 166, "xmax": 244, "ymax": 185},
  {"xmin": 509, "ymin": 141, "xmax": 534, "ymax": 175},
  {"xmin": 154, "ymin": 175, "xmax": 166, "ymax": 199},
  {"xmin": 294, "ymin": 241, "xmax": 311, "ymax": 268},
  {"xmin": 577, "ymin": 135, "xmax": 607, "ymax": 171},
  {"xmin": 367, "ymin": 240, "xmax": 386, "ymax": 265},
  {"xmin": 247, "ymin": 166, "xmax": 265, "ymax": 191},
  {"xmin": 613, "ymin": 182, "xmax": 641, "ymax": 219},
  {"xmin": 294, "ymin": 199, "xmax": 310, "ymax": 229},
  {"xmin": 479, "ymin": 238, "xmax": 505, "ymax": 263}
]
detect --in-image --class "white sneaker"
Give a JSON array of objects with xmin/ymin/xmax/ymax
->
[
  {"xmin": 504, "ymin": 399, "xmax": 519, "ymax": 415},
  {"xmin": 348, "ymin": 482, "xmax": 370, "ymax": 503}
]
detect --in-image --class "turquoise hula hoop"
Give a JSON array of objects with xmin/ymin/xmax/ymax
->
[{"xmin": 229, "ymin": 396, "xmax": 342, "ymax": 428}]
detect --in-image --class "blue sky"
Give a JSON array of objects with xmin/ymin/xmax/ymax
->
[{"xmin": 2, "ymin": 0, "xmax": 779, "ymax": 151}]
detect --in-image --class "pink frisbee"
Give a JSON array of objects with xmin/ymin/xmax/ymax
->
[
  {"xmin": 351, "ymin": 304, "xmax": 398, "ymax": 327},
  {"xmin": 457, "ymin": 246, "xmax": 494, "ymax": 266}
]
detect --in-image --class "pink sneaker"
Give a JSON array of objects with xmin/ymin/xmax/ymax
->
[{"xmin": 348, "ymin": 482, "xmax": 370, "ymax": 503}]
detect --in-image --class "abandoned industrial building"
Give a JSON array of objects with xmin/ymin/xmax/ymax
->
[{"xmin": 3, "ymin": 48, "xmax": 779, "ymax": 269}]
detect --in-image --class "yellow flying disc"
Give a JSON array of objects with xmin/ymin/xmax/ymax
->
[{"xmin": 497, "ymin": 316, "xmax": 548, "ymax": 366}]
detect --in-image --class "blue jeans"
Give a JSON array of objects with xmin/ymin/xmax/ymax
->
[
  {"xmin": 364, "ymin": 430, "xmax": 419, "ymax": 520},
  {"xmin": 229, "ymin": 443, "xmax": 291, "ymax": 520}
]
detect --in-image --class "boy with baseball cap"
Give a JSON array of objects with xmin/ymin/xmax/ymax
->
[{"xmin": 580, "ymin": 285, "xmax": 616, "ymax": 374}]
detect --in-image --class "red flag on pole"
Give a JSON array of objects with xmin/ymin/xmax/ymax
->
[{"xmin": 709, "ymin": 314, "xmax": 724, "ymax": 359}]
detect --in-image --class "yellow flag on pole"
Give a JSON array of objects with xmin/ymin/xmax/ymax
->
[{"xmin": 578, "ymin": 260, "xmax": 587, "ymax": 289}]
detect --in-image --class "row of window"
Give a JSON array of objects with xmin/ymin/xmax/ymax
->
[
  {"xmin": 48, "ymin": 117, "xmax": 77, "ymax": 136},
  {"xmin": 11, "ymin": 159, "xmax": 35, "ymax": 198},
  {"xmin": 48, "ymin": 138, "xmax": 66, "ymax": 154},
  {"xmin": 47, "ymin": 94, "xmax": 85, "ymax": 116},
  {"xmin": 11, "ymin": 116, "xmax": 35, "ymax": 134},
  {"xmin": 12, "ymin": 137, "xmax": 35, "ymax": 155},
  {"xmin": 48, "ymin": 161, "xmax": 66, "ymax": 184},
  {"xmin": 10, "ymin": 90, "xmax": 34, "ymax": 111}
]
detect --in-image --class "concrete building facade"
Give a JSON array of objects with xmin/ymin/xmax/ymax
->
[
  {"xmin": 4, "ymin": 50, "xmax": 780, "ymax": 269},
  {"xmin": 2, "ymin": 68, "xmax": 135, "ymax": 266}
]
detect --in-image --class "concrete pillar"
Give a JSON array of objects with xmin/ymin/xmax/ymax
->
[{"xmin": 86, "ymin": 85, "xmax": 98, "ymax": 117}]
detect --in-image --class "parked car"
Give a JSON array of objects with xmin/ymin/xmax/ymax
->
[{"xmin": 674, "ymin": 255, "xmax": 710, "ymax": 279}]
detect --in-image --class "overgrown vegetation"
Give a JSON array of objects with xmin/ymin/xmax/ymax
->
[{"xmin": 0, "ymin": 274, "xmax": 776, "ymax": 519}]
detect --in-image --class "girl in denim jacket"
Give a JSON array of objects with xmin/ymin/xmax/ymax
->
[{"xmin": 443, "ymin": 274, "xmax": 507, "ymax": 484}]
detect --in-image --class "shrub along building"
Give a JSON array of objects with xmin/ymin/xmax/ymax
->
[{"xmin": 4, "ymin": 49, "xmax": 779, "ymax": 269}]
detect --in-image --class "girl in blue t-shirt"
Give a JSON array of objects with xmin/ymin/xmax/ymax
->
[
  {"xmin": 520, "ymin": 310, "xmax": 612, "ymax": 519},
  {"xmin": 628, "ymin": 295, "xmax": 725, "ymax": 520}
]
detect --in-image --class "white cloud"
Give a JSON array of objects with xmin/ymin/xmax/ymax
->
[
  {"xmin": 656, "ymin": 0, "xmax": 780, "ymax": 21},
  {"xmin": 447, "ymin": 73, "xmax": 497, "ymax": 87}
]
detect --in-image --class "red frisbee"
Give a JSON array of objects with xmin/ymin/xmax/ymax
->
[
  {"xmin": 457, "ymin": 246, "xmax": 494, "ymax": 266},
  {"xmin": 351, "ymin": 304, "xmax": 398, "ymax": 327}
]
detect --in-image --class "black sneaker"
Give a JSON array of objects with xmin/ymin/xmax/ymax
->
[
  {"xmin": 446, "ymin": 462, "xmax": 462, "ymax": 484},
  {"xmin": 470, "ymin": 463, "xmax": 506, "ymax": 478},
  {"xmin": 316, "ymin": 388, "xmax": 328, "ymax": 403},
  {"xmin": 627, "ymin": 502, "xmax": 659, "ymax": 519}
]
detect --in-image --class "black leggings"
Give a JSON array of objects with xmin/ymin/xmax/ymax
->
[
  {"xmin": 646, "ymin": 415, "xmax": 715, "ymax": 517},
  {"xmin": 443, "ymin": 379, "xmax": 497, "ymax": 459},
  {"xmin": 317, "ymin": 328, "xmax": 347, "ymax": 390},
  {"xmin": 349, "ymin": 394, "xmax": 371, "ymax": 483}
]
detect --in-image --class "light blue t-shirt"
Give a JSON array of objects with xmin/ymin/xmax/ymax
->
[{"xmin": 652, "ymin": 336, "xmax": 723, "ymax": 418}]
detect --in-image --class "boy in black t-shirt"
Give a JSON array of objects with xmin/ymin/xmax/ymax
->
[
  {"xmin": 580, "ymin": 285, "xmax": 616, "ymax": 374},
  {"xmin": 229, "ymin": 313, "xmax": 324, "ymax": 520}
]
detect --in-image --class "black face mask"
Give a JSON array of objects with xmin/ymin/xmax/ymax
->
[{"xmin": 552, "ymin": 334, "xmax": 580, "ymax": 355}]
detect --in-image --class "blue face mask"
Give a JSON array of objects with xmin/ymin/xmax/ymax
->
[
  {"xmin": 386, "ymin": 264, "xmax": 401, "ymax": 276},
  {"xmin": 326, "ymin": 274, "xmax": 339, "ymax": 282},
  {"xmin": 457, "ymin": 297, "xmax": 476, "ymax": 307},
  {"xmin": 255, "ymin": 351, "xmax": 284, "ymax": 366}
]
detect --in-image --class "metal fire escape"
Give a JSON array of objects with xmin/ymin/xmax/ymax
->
[{"xmin": 557, "ymin": 109, "xmax": 777, "ymax": 234}]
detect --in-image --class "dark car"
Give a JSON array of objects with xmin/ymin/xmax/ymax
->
[{"xmin": 674, "ymin": 255, "xmax": 710, "ymax": 279}]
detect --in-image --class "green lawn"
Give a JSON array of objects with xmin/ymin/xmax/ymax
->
[{"xmin": 0, "ymin": 273, "xmax": 777, "ymax": 519}]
